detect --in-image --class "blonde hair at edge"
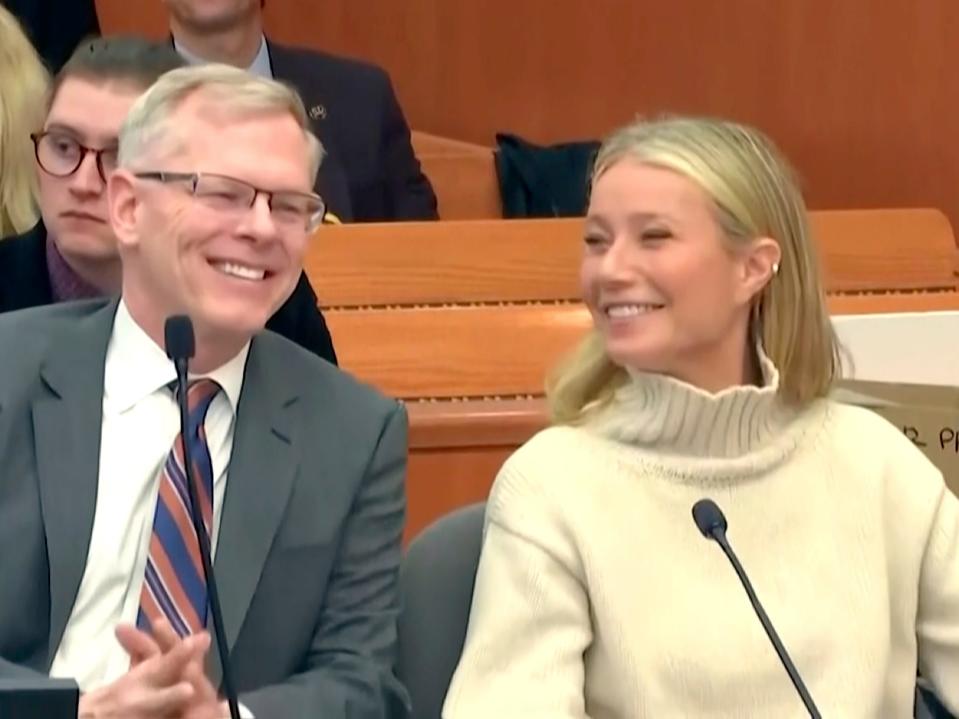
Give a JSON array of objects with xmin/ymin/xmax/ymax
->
[
  {"xmin": 0, "ymin": 5, "xmax": 50, "ymax": 236},
  {"xmin": 548, "ymin": 116, "xmax": 842, "ymax": 424},
  {"xmin": 118, "ymin": 63, "xmax": 324, "ymax": 177}
]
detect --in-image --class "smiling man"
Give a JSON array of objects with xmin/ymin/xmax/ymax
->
[
  {"xmin": 0, "ymin": 35, "xmax": 339, "ymax": 365},
  {"xmin": 0, "ymin": 63, "xmax": 408, "ymax": 718}
]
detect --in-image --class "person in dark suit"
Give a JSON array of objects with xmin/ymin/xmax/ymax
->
[
  {"xmin": 0, "ymin": 35, "xmax": 338, "ymax": 365},
  {"xmin": 0, "ymin": 63, "xmax": 408, "ymax": 718},
  {"xmin": 2, "ymin": 0, "xmax": 100, "ymax": 71},
  {"xmin": 165, "ymin": 0, "xmax": 438, "ymax": 222}
]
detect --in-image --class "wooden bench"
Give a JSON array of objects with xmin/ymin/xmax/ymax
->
[
  {"xmin": 306, "ymin": 209, "xmax": 959, "ymax": 540},
  {"xmin": 813, "ymin": 208, "xmax": 959, "ymax": 292},
  {"xmin": 411, "ymin": 131, "xmax": 502, "ymax": 220}
]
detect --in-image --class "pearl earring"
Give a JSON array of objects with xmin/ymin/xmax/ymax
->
[{"xmin": 772, "ymin": 262, "xmax": 780, "ymax": 275}]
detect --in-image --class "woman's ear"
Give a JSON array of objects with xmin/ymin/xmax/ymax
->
[{"xmin": 738, "ymin": 236, "xmax": 782, "ymax": 302}]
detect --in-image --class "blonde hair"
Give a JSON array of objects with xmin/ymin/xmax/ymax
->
[
  {"xmin": 549, "ymin": 116, "xmax": 841, "ymax": 423},
  {"xmin": 118, "ymin": 63, "xmax": 324, "ymax": 179},
  {"xmin": 0, "ymin": 6, "xmax": 50, "ymax": 236}
]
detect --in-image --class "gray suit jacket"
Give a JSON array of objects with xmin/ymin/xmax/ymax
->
[{"xmin": 0, "ymin": 299, "xmax": 410, "ymax": 718}]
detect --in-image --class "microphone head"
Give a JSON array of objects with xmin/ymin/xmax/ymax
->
[
  {"xmin": 164, "ymin": 315, "xmax": 195, "ymax": 362},
  {"xmin": 692, "ymin": 498, "xmax": 728, "ymax": 540}
]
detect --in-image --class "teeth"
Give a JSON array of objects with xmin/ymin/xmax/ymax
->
[
  {"xmin": 215, "ymin": 262, "xmax": 266, "ymax": 281},
  {"xmin": 606, "ymin": 304, "xmax": 660, "ymax": 318}
]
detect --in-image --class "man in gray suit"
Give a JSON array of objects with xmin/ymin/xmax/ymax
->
[{"xmin": 0, "ymin": 62, "xmax": 408, "ymax": 718}]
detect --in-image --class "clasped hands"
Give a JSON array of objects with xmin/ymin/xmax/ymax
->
[{"xmin": 78, "ymin": 618, "xmax": 230, "ymax": 719}]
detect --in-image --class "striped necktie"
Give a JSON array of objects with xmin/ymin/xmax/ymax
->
[{"xmin": 137, "ymin": 378, "xmax": 221, "ymax": 638}]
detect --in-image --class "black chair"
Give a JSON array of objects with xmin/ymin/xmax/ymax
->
[
  {"xmin": 397, "ymin": 502, "xmax": 486, "ymax": 719},
  {"xmin": 0, "ymin": 677, "xmax": 78, "ymax": 718},
  {"xmin": 917, "ymin": 679, "xmax": 955, "ymax": 719}
]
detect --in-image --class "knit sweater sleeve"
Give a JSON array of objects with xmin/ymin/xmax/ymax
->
[
  {"xmin": 916, "ymin": 472, "xmax": 959, "ymax": 714},
  {"xmin": 443, "ymin": 433, "xmax": 594, "ymax": 719}
]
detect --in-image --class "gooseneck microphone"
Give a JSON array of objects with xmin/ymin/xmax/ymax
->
[
  {"xmin": 165, "ymin": 316, "xmax": 240, "ymax": 719},
  {"xmin": 691, "ymin": 499, "xmax": 822, "ymax": 719}
]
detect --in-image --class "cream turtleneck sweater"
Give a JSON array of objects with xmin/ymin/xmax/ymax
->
[{"xmin": 443, "ymin": 357, "xmax": 959, "ymax": 718}]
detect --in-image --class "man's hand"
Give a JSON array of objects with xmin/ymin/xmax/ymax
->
[
  {"xmin": 141, "ymin": 619, "xmax": 229, "ymax": 719},
  {"xmin": 119, "ymin": 618, "xmax": 202, "ymax": 670},
  {"xmin": 118, "ymin": 619, "xmax": 229, "ymax": 719},
  {"xmin": 179, "ymin": 658, "xmax": 232, "ymax": 719},
  {"xmin": 76, "ymin": 625, "xmax": 209, "ymax": 718}
]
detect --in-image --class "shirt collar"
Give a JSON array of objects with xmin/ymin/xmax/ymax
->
[
  {"xmin": 45, "ymin": 233, "xmax": 103, "ymax": 302},
  {"xmin": 104, "ymin": 300, "xmax": 250, "ymax": 415},
  {"xmin": 173, "ymin": 34, "xmax": 273, "ymax": 79}
]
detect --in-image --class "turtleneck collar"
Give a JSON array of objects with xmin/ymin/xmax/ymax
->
[{"xmin": 583, "ymin": 349, "xmax": 825, "ymax": 480}]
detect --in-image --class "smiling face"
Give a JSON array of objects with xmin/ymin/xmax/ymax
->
[
  {"xmin": 109, "ymin": 92, "xmax": 313, "ymax": 348},
  {"xmin": 581, "ymin": 158, "xmax": 778, "ymax": 391}
]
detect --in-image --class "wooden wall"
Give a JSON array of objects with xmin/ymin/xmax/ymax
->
[{"xmin": 96, "ymin": 1, "xmax": 959, "ymax": 230}]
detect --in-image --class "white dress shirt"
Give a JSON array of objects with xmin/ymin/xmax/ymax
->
[
  {"xmin": 174, "ymin": 34, "xmax": 274, "ymax": 79},
  {"xmin": 49, "ymin": 301, "xmax": 249, "ymax": 691}
]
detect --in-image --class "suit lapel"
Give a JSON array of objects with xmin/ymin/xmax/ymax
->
[
  {"xmin": 267, "ymin": 40, "xmax": 354, "ymax": 221},
  {"xmin": 206, "ymin": 334, "xmax": 300, "ymax": 685},
  {"xmin": 33, "ymin": 300, "xmax": 117, "ymax": 661},
  {"xmin": 168, "ymin": 35, "xmax": 354, "ymax": 220}
]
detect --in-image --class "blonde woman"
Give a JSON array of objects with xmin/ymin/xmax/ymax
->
[
  {"xmin": 0, "ymin": 5, "xmax": 49, "ymax": 237},
  {"xmin": 443, "ymin": 117, "xmax": 959, "ymax": 717}
]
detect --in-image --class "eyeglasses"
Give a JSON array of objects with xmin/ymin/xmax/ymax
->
[
  {"xmin": 133, "ymin": 171, "xmax": 326, "ymax": 233},
  {"xmin": 31, "ymin": 131, "xmax": 118, "ymax": 182}
]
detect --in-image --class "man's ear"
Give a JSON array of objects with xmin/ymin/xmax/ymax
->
[
  {"xmin": 108, "ymin": 169, "xmax": 140, "ymax": 250},
  {"xmin": 738, "ymin": 236, "xmax": 781, "ymax": 303}
]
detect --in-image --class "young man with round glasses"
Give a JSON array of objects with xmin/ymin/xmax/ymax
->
[{"xmin": 0, "ymin": 35, "xmax": 338, "ymax": 365}]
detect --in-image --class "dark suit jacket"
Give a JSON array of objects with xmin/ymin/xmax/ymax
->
[
  {"xmin": 267, "ymin": 40, "xmax": 438, "ymax": 222},
  {"xmin": 3, "ymin": 0, "xmax": 100, "ymax": 71},
  {"xmin": 0, "ymin": 299, "xmax": 410, "ymax": 718},
  {"xmin": 0, "ymin": 222, "xmax": 338, "ymax": 365}
]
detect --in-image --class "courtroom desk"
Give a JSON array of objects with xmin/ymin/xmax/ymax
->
[{"xmin": 404, "ymin": 398, "xmax": 546, "ymax": 543}]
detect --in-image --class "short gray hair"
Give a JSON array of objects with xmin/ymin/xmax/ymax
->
[{"xmin": 118, "ymin": 63, "xmax": 324, "ymax": 181}]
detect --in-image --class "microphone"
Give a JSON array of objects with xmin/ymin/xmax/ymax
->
[
  {"xmin": 165, "ymin": 316, "xmax": 241, "ymax": 719},
  {"xmin": 691, "ymin": 499, "xmax": 822, "ymax": 719}
]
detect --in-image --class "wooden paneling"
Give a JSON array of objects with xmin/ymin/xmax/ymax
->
[
  {"xmin": 310, "ymin": 218, "xmax": 581, "ymax": 308},
  {"xmin": 826, "ymin": 291, "xmax": 959, "ymax": 314},
  {"xmin": 96, "ymin": 0, "xmax": 959, "ymax": 236},
  {"xmin": 95, "ymin": 0, "xmax": 165, "ymax": 36},
  {"xmin": 309, "ymin": 210, "xmax": 959, "ymax": 310},
  {"xmin": 406, "ymin": 445, "xmax": 508, "ymax": 544},
  {"xmin": 407, "ymin": 398, "xmax": 546, "ymax": 449},
  {"xmin": 326, "ymin": 304, "xmax": 592, "ymax": 399},
  {"xmin": 411, "ymin": 132, "xmax": 501, "ymax": 219},
  {"xmin": 328, "ymin": 291, "xmax": 959, "ymax": 405},
  {"xmin": 810, "ymin": 209, "xmax": 959, "ymax": 292},
  {"xmin": 405, "ymin": 399, "xmax": 546, "ymax": 542}
]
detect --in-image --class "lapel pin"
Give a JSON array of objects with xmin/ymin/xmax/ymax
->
[{"xmin": 309, "ymin": 104, "xmax": 327, "ymax": 120}]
